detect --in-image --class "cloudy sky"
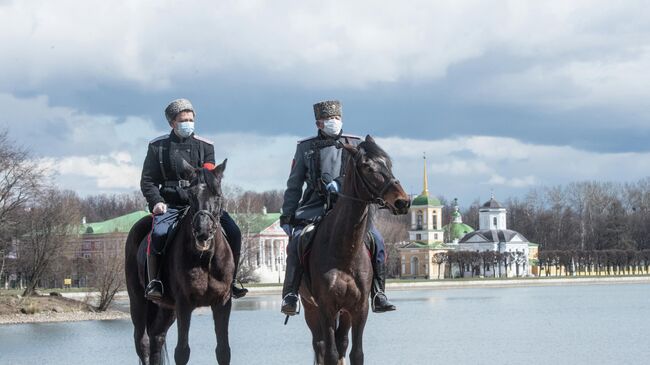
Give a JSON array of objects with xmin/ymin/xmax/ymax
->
[{"xmin": 2, "ymin": 0, "xmax": 650, "ymax": 207}]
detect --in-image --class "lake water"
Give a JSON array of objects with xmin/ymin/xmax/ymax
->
[{"xmin": 1, "ymin": 283, "xmax": 649, "ymax": 364}]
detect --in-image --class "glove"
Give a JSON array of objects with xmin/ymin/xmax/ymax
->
[
  {"xmin": 281, "ymin": 224, "xmax": 292, "ymax": 236},
  {"xmin": 153, "ymin": 202, "xmax": 168, "ymax": 215},
  {"xmin": 326, "ymin": 181, "xmax": 339, "ymax": 193}
]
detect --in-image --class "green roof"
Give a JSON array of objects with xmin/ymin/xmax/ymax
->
[
  {"xmin": 80, "ymin": 211, "xmax": 282, "ymax": 236},
  {"xmin": 232, "ymin": 213, "xmax": 281, "ymax": 234},
  {"xmin": 82, "ymin": 210, "xmax": 150, "ymax": 235},
  {"xmin": 412, "ymin": 194, "xmax": 441, "ymax": 206},
  {"xmin": 443, "ymin": 222, "xmax": 474, "ymax": 241}
]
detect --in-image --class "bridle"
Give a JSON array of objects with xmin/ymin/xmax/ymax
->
[
  {"xmin": 336, "ymin": 146, "xmax": 400, "ymax": 209},
  {"xmin": 190, "ymin": 198, "xmax": 223, "ymax": 251},
  {"xmin": 188, "ymin": 169, "xmax": 224, "ymax": 251}
]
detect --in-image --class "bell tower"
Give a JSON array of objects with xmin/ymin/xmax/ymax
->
[{"xmin": 408, "ymin": 154, "xmax": 444, "ymax": 244}]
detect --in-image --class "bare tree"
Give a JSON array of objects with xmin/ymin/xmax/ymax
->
[
  {"xmin": 79, "ymin": 192, "xmax": 146, "ymax": 222},
  {"xmin": 18, "ymin": 189, "xmax": 81, "ymax": 296},
  {"xmin": 0, "ymin": 249, "xmax": 5, "ymax": 287},
  {"xmin": 0, "ymin": 129, "xmax": 45, "ymax": 253},
  {"xmin": 93, "ymin": 247, "xmax": 125, "ymax": 311},
  {"xmin": 431, "ymin": 252, "xmax": 447, "ymax": 279}
]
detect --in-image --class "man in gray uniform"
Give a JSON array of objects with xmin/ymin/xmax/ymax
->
[{"xmin": 279, "ymin": 100, "xmax": 396, "ymax": 316}]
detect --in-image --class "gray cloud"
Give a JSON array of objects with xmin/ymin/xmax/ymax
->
[{"xmin": 1, "ymin": 1, "xmax": 650, "ymax": 198}]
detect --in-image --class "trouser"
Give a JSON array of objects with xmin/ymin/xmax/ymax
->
[
  {"xmin": 281, "ymin": 226, "xmax": 305, "ymax": 301},
  {"xmin": 148, "ymin": 208, "xmax": 242, "ymax": 261},
  {"xmin": 368, "ymin": 222, "xmax": 386, "ymax": 266}
]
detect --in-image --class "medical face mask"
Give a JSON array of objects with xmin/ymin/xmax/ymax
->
[
  {"xmin": 175, "ymin": 121, "xmax": 195, "ymax": 138},
  {"xmin": 322, "ymin": 118, "xmax": 342, "ymax": 137}
]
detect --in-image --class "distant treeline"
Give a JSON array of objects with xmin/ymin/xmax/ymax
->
[
  {"xmin": 539, "ymin": 249, "xmax": 650, "ymax": 276},
  {"xmin": 451, "ymin": 180, "xmax": 650, "ymax": 252}
]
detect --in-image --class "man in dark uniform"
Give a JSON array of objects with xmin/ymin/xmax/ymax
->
[
  {"xmin": 140, "ymin": 98, "xmax": 248, "ymax": 301},
  {"xmin": 279, "ymin": 100, "xmax": 396, "ymax": 316}
]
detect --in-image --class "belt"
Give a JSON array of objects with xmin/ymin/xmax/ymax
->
[{"xmin": 163, "ymin": 180, "xmax": 190, "ymax": 188}]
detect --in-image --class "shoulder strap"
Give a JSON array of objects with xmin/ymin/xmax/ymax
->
[
  {"xmin": 192, "ymin": 134, "xmax": 214, "ymax": 145},
  {"xmin": 158, "ymin": 142, "xmax": 167, "ymax": 181},
  {"xmin": 199, "ymin": 142, "xmax": 204, "ymax": 166}
]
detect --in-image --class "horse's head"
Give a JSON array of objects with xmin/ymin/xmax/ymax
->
[
  {"xmin": 341, "ymin": 135, "xmax": 411, "ymax": 215},
  {"xmin": 182, "ymin": 159, "xmax": 227, "ymax": 252}
]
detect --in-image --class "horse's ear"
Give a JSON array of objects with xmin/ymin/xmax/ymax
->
[
  {"xmin": 181, "ymin": 159, "xmax": 196, "ymax": 179},
  {"xmin": 213, "ymin": 158, "xmax": 227, "ymax": 176},
  {"xmin": 365, "ymin": 135, "xmax": 375, "ymax": 144}
]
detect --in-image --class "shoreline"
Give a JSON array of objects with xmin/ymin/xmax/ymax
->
[
  {"xmin": 2, "ymin": 275, "xmax": 648, "ymax": 325},
  {"xmin": 245, "ymin": 275, "xmax": 650, "ymax": 295},
  {"xmin": 0, "ymin": 309, "xmax": 130, "ymax": 325}
]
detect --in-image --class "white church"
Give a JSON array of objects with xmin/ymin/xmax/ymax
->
[{"xmin": 456, "ymin": 195, "xmax": 536, "ymax": 277}]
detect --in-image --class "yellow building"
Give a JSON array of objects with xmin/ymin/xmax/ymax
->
[{"xmin": 399, "ymin": 155, "xmax": 451, "ymax": 279}]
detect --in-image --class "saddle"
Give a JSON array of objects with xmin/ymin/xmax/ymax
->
[
  {"xmin": 136, "ymin": 219, "xmax": 184, "ymax": 270},
  {"xmin": 297, "ymin": 222, "xmax": 376, "ymax": 268}
]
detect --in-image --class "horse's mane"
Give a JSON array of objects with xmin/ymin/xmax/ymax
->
[
  {"xmin": 358, "ymin": 140, "xmax": 392, "ymax": 170},
  {"xmin": 356, "ymin": 139, "xmax": 391, "ymax": 225}
]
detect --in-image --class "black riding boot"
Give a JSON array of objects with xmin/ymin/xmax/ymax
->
[
  {"xmin": 371, "ymin": 261, "xmax": 396, "ymax": 313},
  {"xmin": 145, "ymin": 253, "xmax": 163, "ymax": 301},
  {"xmin": 231, "ymin": 254, "xmax": 248, "ymax": 299},
  {"xmin": 281, "ymin": 245, "xmax": 302, "ymax": 316}
]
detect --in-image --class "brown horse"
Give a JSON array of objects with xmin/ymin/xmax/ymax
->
[
  {"xmin": 125, "ymin": 160, "xmax": 234, "ymax": 365},
  {"xmin": 300, "ymin": 136, "xmax": 410, "ymax": 365}
]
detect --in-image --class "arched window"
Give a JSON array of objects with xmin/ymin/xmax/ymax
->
[
  {"xmin": 493, "ymin": 217, "xmax": 497, "ymax": 228},
  {"xmin": 432, "ymin": 214, "xmax": 437, "ymax": 229},
  {"xmin": 410, "ymin": 256, "xmax": 419, "ymax": 276}
]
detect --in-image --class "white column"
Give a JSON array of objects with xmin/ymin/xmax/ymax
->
[
  {"xmin": 270, "ymin": 239, "xmax": 276, "ymax": 271},
  {"xmin": 411, "ymin": 210, "xmax": 416, "ymax": 229},
  {"xmin": 258, "ymin": 237, "xmax": 264, "ymax": 268}
]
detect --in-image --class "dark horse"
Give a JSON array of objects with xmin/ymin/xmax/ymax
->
[
  {"xmin": 300, "ymin": 136, "xmax": 411, "ymax": 365},
  {"xmin": 125, "ymin": 160, "xmax": 234, "ymax": 365}
]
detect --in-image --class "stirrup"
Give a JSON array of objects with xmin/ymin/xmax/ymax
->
[
  {"xmin": 281, "ymin": 293, "xmax": 300, "ymax": 314},
  {"xmin": 371, "ymin": 290, "xmax": 395, "ymax": 313},
  {"xmin": 231, "ymin": 281, "xmax": 248, "ymax": 299}
]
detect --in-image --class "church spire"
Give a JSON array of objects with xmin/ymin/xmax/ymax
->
[{"xmin": 422, "ymin": 152, "xmax": 429, "ymax": 196}]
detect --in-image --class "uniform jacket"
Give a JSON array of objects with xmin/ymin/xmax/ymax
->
[
  {"xmin": 280, "ymin": 130, "xmax": 361, "ymax": 226},
  {"xmin": 140, "ymin": 131, "xmax": 215, "ymax": 211}
]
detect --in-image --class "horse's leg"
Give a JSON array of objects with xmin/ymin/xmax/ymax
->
[
  {"xmin": 303, "ymin": 301, "xmax": 325, "ymax": 365},
  {"xmin": 211, "ymin": 299, "xmax": 232, "ymax": 365},
  {"xmin": 349, "ymin": 303, "xmax": 369, "ymax": 365},
  {"xmin": 335, "ymin": 311, "xmax": 352, "ymax": 365},
  {"xmin": 174, "ymin": 301, "xmax": 193, "ymax": 365},
  {"xmin": 147, "ymin": 303, "xmax": 176, "ymax": 365},
  {"xmin": 130, "ymin": 295, "xmax": 150, "ymax": 364},
  {"xmin": 319, "ymin": 306, "xmax": 339, "ymax": 365}
]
